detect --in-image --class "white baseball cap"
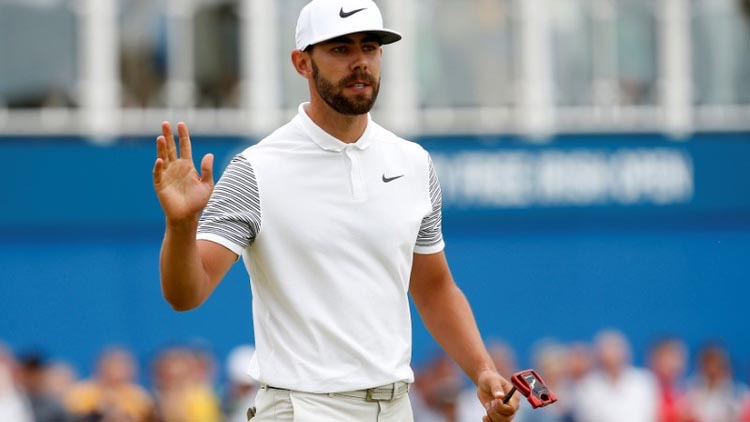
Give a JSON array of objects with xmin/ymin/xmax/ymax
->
[{"xmin": 295, "ymin": 0, "xmax": 402, "ymax": 51}]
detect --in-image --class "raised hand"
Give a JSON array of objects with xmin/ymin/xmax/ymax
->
[{"xmin": 153, "ymin": 121, "xmax": 214, "ymax": 223}]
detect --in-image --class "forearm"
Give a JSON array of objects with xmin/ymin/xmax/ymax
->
[
  {"xmin": 160, "ymin": 217, "xmax": 211, "ymax": 311},
  {"xmin": 413, "ymin": 282, "xmax": 495, "ymax": 385}
]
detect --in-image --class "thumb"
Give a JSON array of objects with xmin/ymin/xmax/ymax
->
[
  {"xmin": 492, "ymin": 382, "xmax": 505, "ymax": 399},
  {"xmin": 490, "ymin": 381, "xmax": 506, "ymax": 400},
  {"xmin": 200, "ymin": 153, "xmax": 214, "ymax": 184}
]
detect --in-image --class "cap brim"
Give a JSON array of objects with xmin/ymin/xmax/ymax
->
[
  {"xmin": 368, "ymin": 29, "xmax": 402, "ymax": 46},
  {"xmin": 304, "ymin": 29, "xmax": 402, "ymax": 50}
]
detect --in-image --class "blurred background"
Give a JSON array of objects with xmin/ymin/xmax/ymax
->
[{"xmin": 1, "ymin": 0, "xmax": 749, "ymax": 421}]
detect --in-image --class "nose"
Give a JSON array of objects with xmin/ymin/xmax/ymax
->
[{"xmin": 350, "ymin": 48, "xmax": 369, "ymax": 73}]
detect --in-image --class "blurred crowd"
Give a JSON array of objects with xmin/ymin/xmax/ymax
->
[
  {"xmin": 411, "ymin": 330, "xmax": 750, "ymax": 422},
  {"xmin": 2, "ymin": 330, "xmax": 749, "ymax": 422},
  {"xmin": 0, "ymin": 342, "xmax": 258, "ymax": 422}
]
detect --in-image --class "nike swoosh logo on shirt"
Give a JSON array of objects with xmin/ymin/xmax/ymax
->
[
  {"xmin": 339, "ymin": 7, "xmax": 367, "ymax": 18},
  {"xmin": 382, "ymin": 174, "xmax": 405, "ymax": 183}
]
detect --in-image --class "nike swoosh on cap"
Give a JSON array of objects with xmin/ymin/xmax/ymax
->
[{"xmin": 339, "ymin": 7, "xmax": 367, "ymax": 18}]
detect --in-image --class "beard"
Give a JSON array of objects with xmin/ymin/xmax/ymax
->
[{"xmin": 311, "ymin": 59, "xmax": 380, "ymax": 115}]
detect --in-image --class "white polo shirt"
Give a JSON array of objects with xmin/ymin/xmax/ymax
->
[{"xmin": 197, "ymin": 103, "xmax": 444, "ymax": 393}]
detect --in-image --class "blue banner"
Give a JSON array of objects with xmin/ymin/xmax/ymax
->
[{"xmin": 2, "ymin": 132, "xmax": 749, "ymax": 231}]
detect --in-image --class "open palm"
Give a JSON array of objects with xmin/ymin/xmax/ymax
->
[{"xmin": 153, "ymin": 121, "xmax": 214, "ymax": 222}]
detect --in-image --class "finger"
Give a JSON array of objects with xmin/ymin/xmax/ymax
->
[
  {"xmin": 177, "ymin": 121, "xmax": 192, "ymax": 161},
  {"xmin": 491, "ymin": 382, "xmax": 506, "ymax": 401},
  {"xmin": 161, "ymin": 121, "xmax": 178, "ymax": 161},
  {"xmin": 200, "ymin": 153, "xmax": 214, "ymax": 185},
  {"xmin": 156, "ymin": 136, "xmax": 169, "ymax": 167},
  {"xmin": 153, "ymin": 158, "xmax": 164, "ymax": 186},
  {"xmin": 487, "ymin": 399, "xmax": 516, "ymax": 418}
]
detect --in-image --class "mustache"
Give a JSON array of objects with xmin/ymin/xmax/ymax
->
[{"xmin": 339, "ymin": 71, "xmax": 378, "ymax": 87}]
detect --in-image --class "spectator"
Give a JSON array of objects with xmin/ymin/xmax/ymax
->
[
  {"xmin": 412, "ymin": 351, "xmax": 464, "ymax": 422},
  {"xmin": 574, "ymin": 330, "xmax": 657, "ymax": 422},
  {"xmin": 18, "ymin": 352, "xmax": 71, "ymax": 422},
  {"xmin": 648, "ymin": 337, "xmax": 688, "ymax": 422},
  {"xmin": 682, "ymin": 344, "xmax": 749, "ymax": 422},
  {"xmin": 151, "ymin": 347, "xmax": 221, "ymax": 422},
  {"xmin": 64, "ymin": 347, "xmax": 154, "ymax": 422},
  {"xmin": 564, "ymin": 341, "xmax": 593, "ymax": 421},
  {"xmin": 0, "ymin": 344, "xmax": 33, "ymax": 422},
  {"xmin": 566, "ymin": 342, "xmax": 594, "ymax": 385},
  {"xmin": 186, "ymin": 341, "xmax": 219, "ymax": 397},
  {"xmin": 223, "ymin": 345, "xmax": 259, "ymax": 422},
  {"xmin": 44, "ymin": 362, "xmax": 78, "ymax": 404},
  {"xmin": 520, "ymin": 340, "xmax": 573, "ymax": 422}
]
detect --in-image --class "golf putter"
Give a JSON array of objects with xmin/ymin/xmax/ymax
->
[{"xmin": 501, "ymin": 369, "xmax": 558, "ymax": 409}]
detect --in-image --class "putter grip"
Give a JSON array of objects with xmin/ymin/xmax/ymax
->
[{"xmin": 502, "ymin": 386, "xmax": 517, "ymax": 404}]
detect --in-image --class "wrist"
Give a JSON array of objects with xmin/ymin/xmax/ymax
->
[{"xmin": 165, "ymin": 215, "xmax": 200, "ymax": 233}]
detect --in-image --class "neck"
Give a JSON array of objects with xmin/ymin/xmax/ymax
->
[
  {"xmin": 604, "ymin": 366, "xmax": 624, "ymax": 381},
  {"xmin": 305, "ymin": 98, "xmax": 369, "ymax": 143},
  {"xmin": 705, "ymin": 376, "xmax": 726, "ymax": 389}
]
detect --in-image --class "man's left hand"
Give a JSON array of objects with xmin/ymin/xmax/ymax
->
[{"xmin": 477, "ymin": 369, "xmax": 520, "ymax": 422}]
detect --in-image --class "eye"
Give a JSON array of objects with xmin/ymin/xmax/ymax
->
[
  {"xmin": 363, "ymin": 44, "xmax": 379, "ymax": 52},
  {"xmin": 331, "ymin": 46, "xmax": 348, "ymax": 53}
]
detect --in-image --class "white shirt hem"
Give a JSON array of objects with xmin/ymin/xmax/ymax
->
[{"xmin": 196, "ymin": 233, "xmax": 246, "ymax": 257}]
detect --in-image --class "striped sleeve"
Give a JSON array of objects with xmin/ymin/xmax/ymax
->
[
  {"xmin": 415, "ymin": 154, "xmax": 445, "ymax": 254},
  {"xmin": 197, "ymin": 154, "xmax": 261, "ymax": 256}
]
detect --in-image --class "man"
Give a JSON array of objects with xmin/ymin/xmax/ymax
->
[
  {"xmin": 152, "ymin": 0, "xmax": 519, "ymax": 421},
  {"xmin": 0, "ymin": 345, "xmax": 33, "ymax": 422},
  {"xmin": 18, "ymin": 352, "xmax": 71, "ymax": 422},
  {"xmin": 683, "ymin": 344, "xmax": 750, "ymax": 422},
  {"xmin": 64, "ymin": 347, "xmax": 155, "ymax": 422},
  {"xmin": 647, "ymin": 337, "xmax": 688, "ymax": 422},
  {"xmin": 574, "ymin": 330, "xmax": 657, "ymax": 422}
]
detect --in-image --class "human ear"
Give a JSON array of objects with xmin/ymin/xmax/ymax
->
[{"xmin": 291, "ymin": 50, "xmax": 312, "ymax": 78}]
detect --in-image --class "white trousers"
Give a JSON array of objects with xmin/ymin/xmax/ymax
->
[{"xmin": 250, "ymin": 386, "xmax": 414, "ymax": 422}]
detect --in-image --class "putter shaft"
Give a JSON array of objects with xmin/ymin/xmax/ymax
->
[{"xmin": 502, "ymin": 386, "xmax": 517, "ymax": 404}]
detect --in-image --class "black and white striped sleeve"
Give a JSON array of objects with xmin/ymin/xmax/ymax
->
[
  {"xmin": 197, "ymin": 154, "xmax": 261, "ymax": 256},
  {"xmin": 415, "ymin": 155, "xmax": 445, "ymax": 254}
]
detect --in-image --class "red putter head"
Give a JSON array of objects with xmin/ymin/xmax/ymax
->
[{"xmin": 502, "ymin": 369, "xmax": 558, "ymax": 409}]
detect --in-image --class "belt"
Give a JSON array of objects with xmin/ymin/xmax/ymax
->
[
  {"xmin": 264, "ymin": 381, "xmax": 410, "ymax": 402},
  {"xmin": 336, "ymin": 381, "xmax": 410, "ymax": 401}
]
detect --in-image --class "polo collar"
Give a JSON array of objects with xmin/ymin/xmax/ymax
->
[{"xmin": 297, "ymin": 103, "xmax": 373, "ymax": 152}]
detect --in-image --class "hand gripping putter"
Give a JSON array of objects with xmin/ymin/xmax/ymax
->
[{"xmin": 501, "ymin": 369, "xmax": 558, "ymax": 409}]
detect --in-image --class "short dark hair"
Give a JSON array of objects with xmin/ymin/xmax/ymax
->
[{"xmin": 20, "ymin": 352, "xmax": 46, "ymax": 371}]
